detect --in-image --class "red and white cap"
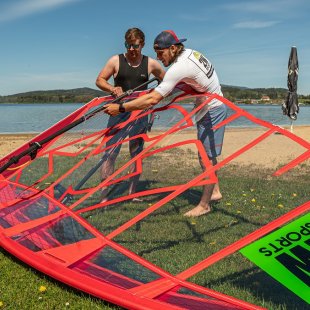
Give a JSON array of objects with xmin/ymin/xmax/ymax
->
[{"xmin": 153, "ymin": 30, "xmax": 187, "ymax": 50}]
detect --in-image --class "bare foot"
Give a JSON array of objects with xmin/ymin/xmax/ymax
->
[
  {"xmin": 132, "ymin": 197, "xmax": 143, "ymax": 202},
  {"xmin": 100, "ymin": 196, "xmax": 108, "ymax": 204},
  {"xmin": 211, "ymin": 183, "xmax": 222, "ymax": 202},
  {"xmin": 100, "ymin": 188, "xmax": 109, "ymax": 204},
  {"xmin": 210, "ymin": 194, "xmax": 222, "ymax": 202},
  {"xmin": 184, "ymin": 205, "xmax": 211, "ymax": 217}
]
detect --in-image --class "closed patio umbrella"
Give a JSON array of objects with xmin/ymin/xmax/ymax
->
[{"xmin": 282, "ymin": 46, "xmax": 299, "ymax": 131}]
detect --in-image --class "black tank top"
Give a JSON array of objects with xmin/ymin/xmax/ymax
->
[{"xmin": 114, "ymin": 54, "xmax": 149, "ymax": 92}]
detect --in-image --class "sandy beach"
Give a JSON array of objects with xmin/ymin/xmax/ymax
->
[{"xmin": 0, "ymin": 126, "xmax": 309, "ymax": 169}]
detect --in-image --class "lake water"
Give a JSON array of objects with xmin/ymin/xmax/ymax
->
[{"xmin": 0, "ymin": 103, "xmax": 309, "ymax": 133}]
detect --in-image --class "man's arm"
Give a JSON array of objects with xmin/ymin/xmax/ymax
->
[
  {"xmin": 148, "ymin": 57, "xmax": 165, "ymax": 80},
  {"xmin": 96, "ymin": 55, "xmax": 123, "ymax": 97},
  {"xmin": 104, "ymin": 91, "xmax": 163, "ymax": 116}
]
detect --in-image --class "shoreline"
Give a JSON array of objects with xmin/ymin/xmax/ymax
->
[
  {"xmin": 1, "ymin": 125, "xmax": 309, "ymax": 137},
  {"xmin": 1, "ymin": 124, "xmax": 309, "ymax": 135},
  {"xmin": 1, "ymin": 126, "xmax": 309, "ymax": 168}
]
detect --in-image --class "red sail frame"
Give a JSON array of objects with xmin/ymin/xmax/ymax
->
[{"xmin": 0, "ymin": 89, "xmax": 309, "ymax": 309}]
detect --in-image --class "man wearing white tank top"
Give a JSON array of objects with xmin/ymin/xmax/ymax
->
[{"xmin": 104, "ymin": 30, "xmax": 227, "ymax": 217}]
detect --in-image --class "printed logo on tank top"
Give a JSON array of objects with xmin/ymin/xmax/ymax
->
[{"xmin": 191, "ymin": 51, "xmax": 214, "ymax": 79}]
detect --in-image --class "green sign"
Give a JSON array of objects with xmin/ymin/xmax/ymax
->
[{"xmin": 240, "ymin": 213, "xmax": 310, "ymax": 303}]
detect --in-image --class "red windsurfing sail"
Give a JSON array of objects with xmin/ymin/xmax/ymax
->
[{"xmin": 0, "ymin": 84, "xmax": 309, "ymax": 309}]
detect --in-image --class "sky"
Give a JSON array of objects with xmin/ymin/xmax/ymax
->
[{"xmin": 1, "ymin": 0, "xmax": 310, "ymax": 96}]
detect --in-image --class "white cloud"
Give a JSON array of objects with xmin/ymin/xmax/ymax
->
[
  {"xmin": 0, "ymin": 0, "xmax": 81, "ymax": 23},
  {"xmin": 222, "ymin": 0, "xmax": 304, "ymax": 14},
  {"xmin": 223, "ymin": 1, "xmax": 277, "ymax": 14},
  {"xmin": 222, "ymin": 0, "xmax": 310, "ymax": 20},
  {"xmin": 233, "ymin": 20, "xmax": 280, "ymax": 29}
]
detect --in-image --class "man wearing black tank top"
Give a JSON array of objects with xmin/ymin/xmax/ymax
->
[{"xmin": 96, "ymin": 28, "xmax": 165, "ymax": 201}]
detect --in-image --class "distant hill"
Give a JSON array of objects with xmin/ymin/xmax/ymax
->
[
  {"xmin": 0, "ymin": 85, "xmax": 309, "ymax": 104},
  {"xmin": 222, "ymin": 85, "xmax": 309, "ymax": 104},
  {"xmin": 0, "ymin": 87, "xmax": 109, "ymax": 104},
  {"xmin": 221, "ymin": 85, "xmax": 288, "ymax": 103}
]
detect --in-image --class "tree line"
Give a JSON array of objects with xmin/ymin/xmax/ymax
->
[
  {"xmin": 0, "ymin": 88, "xmax": 108, "ymax": 104},
  {"xmin": 222, "ymin": 85, "xmax": 310, "ymax": 104},
  {"xmin": 0, "ymin": 86, "xmax": 309, "ymax": 104}
]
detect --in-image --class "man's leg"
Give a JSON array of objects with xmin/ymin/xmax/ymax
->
[
  {"xmin": 184, "ymin": 157, "xmax": 219, "ymax": 217},
  {"xmin": 208, "ymin": 157, "xmax": 222, "ymax": 201},
  {"xmin": 127, "ymin": 116, "xmax": 148, "ymax": 199},
  {"xmin": 100, "ymin": 153, "xmax": 118, "ymax": 203},
  {"xmin": 128, "ymin": 137, "xmax": 144, "ymax": 198},
  {"xmin": 100, "ymin": 130, "xmax": 124, "ymax": 202},
  {"xmin": 99, "ymin": 114, "xmax": 132, "ymax": 202},
  {"xmin": 184, "ymin": 104, "xmax": 227, "ymax": 217}
]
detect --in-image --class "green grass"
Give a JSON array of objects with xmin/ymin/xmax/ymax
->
[
  {"xmin": 0, "ymin": 249, "xmax": 120, "ymax": 309},
  {"xmin": 1, "ymin": 152, "xmax": 309, "ymax": 309}
]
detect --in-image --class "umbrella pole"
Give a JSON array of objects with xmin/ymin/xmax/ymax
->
[{"xmin": 290, "ymin": 119, "xmax": 294, "ymax": 133}]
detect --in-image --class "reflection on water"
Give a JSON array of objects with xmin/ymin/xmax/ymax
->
[{"xmin": 0, "ymin": 103, "xmax": 309, "ymax": 133}]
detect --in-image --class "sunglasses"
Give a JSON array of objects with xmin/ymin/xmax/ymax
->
[{"xmin": 125, "ymin": 42, "xmax": 140, "ymax": 49}]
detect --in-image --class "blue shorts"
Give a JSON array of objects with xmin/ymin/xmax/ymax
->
[
  {"xmin": 103, "ymin": 113, "xmax": 148, "ymax": 160},
  {"xmin": 196, "ymin": 104, "xmax": 227, "ymax": 159}
]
